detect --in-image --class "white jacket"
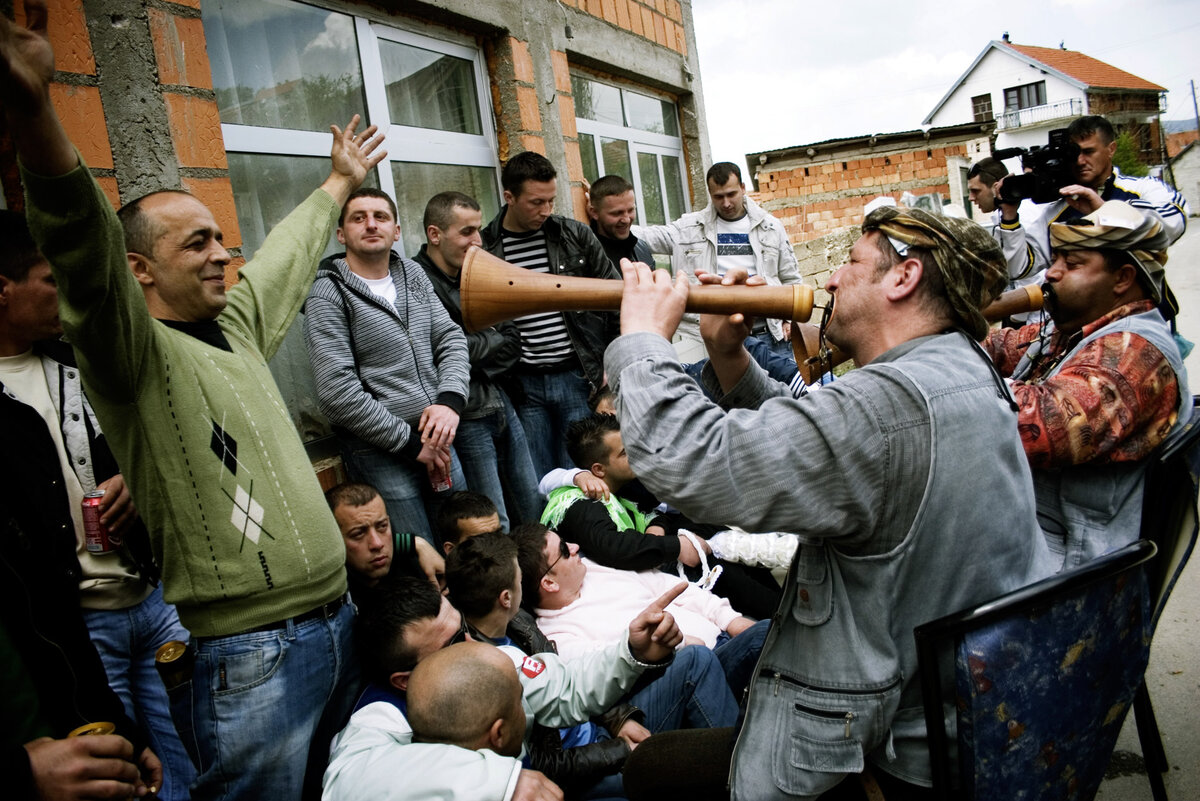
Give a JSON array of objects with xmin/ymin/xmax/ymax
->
[
  {"xmin": 322, "ymin": 640, "xmax": 649, "ymax": 801},
  {"xmin": 633, "ymin": 196, "xmax": 803, "ymax": 342}
]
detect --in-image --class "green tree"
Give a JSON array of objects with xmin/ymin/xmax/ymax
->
[{"xmin": 1112, "ymin": 131, "xmax": 1150, "ymax": 176}]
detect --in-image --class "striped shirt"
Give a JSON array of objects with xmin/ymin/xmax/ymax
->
[{"xmin": 503, "ymin": 229, "xmax": 576, "ymax": 368}]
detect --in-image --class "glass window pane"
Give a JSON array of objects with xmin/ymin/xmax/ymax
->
[
  {"xmin": 599, "ymin": 138, "xmax": 633, "ymax": 185},
  {"xmin": 379, "ymin": 40, "xmax": 482, "ymax": 135},
  {"xmin": 624, "ymin": 89, "xmax": 677, "ymax": 136},
  {"xmin": 571, "ymin": 75, "xmax": 623, "ymax": 125},
  {"xmin": 389, "ymin": 162, "xmax": 500, "ymax": 257},
  {"xmin": 579, "ymin": 133, "xmax": 599, "ymax": 184},
  {"xmin": 203, "ymin": 0, "xmax": 366, "ymax": 132},
  {"xmin": 662, "ymin": 155, "xmax": 685, "ymax": 221},
  {"xmin": 638, "ymin": 153, "xmax": 665, "ymax": 225}
]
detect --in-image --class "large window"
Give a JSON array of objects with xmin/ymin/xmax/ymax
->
[
  {"xmin": 203, "ymin": 0, "xmax": 500, "ymax": 258},
  {"xmin": 1003, "ymin": 81, "xmax": 1047, "ymax": 112},
  {"xmin": 971, "ymin": 93, "xmax": 993, "ymax": 122},
  {"xmin": 572, "ymin": 74, "xmax": 688, "ymax": 227},
  {"xmin": 202, "ymin": 0, "xmax": 501, "ymax": 440}
]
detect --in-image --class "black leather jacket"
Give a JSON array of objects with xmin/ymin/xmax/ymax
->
[{"xmin": 481, "ymin": 208, "xmax": 621, "ymax": 393}]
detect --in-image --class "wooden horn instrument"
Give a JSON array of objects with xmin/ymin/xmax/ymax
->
[
  {"xmin": 459, "ymin": 246, "xmax": 815, "ymax": 333},
  {"xmin": 792, "ymin": 283, "xmax": 1044, "ymax": 385}
]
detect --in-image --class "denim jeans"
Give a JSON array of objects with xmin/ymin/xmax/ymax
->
[
  {"xmin": 626, "ymin": 644, "xmax": 739, "ymax": 732},
  {"xmin": 82, "ymin": 585, "xmax": 196, "ymax": 801},
  {"xmin": 455, "ymin": 395, "xmax": 542, "ymax": 530},
  {"xmin": 713, "ymin": 620, "xmax": 769, "ymax": 700},
  {"xmin": 169, "ymin": 599, "xmax": 359, "ymax": 801},
  {"xmin": 339, "ymin": 434, "xmax": 468, "ymax": 545},
  {"xmin": 515, "ymin": 369, "xmax": 594, "ymax": 480}
]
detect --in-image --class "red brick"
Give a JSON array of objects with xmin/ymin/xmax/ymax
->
[
  {"xmin": 627, "ymin": 0, "xmax": 645, "ymax": 35},
  {"xmin": 587, "ymin": 0, "xmax": 605, "ymax": 17},
  {"xmin": 569, "ymin": 184, "xmax": 589, "ymax": 222},
  {"xmin": 520, "ymin": 134, "xmax": 546, "ymax": 155},
  {"xmin": 50, "ymin": 84, "xmax": 112, "ymax": 169},
  {"xmin": 164, "ymin": 94, "xmax": 226, "ymax": 169},
  {"xmin": 149, "ymin": 9, "xmax": 213, "ymax": 89},
  {"xmin": 641, "ymin": 7, "xmax": 656, "ymax": 40},
  {"xmin": 19, "ymin": 0, "xmax": 94, "ymax": 74},
  {"xmin": 667, "ymin": 0, "xmax": 683, "ymax": 22},
  {"xmin": 182, "ymin": 176, "xmax": 242, "ymax": 250},
  {"xmin": 510, "ymin": 38, "xmax": 535, "ymax": 83},
  {"xmin": 557, "ymin": 94, "xmax": 577, "ymax": 138},
  {"xmin": 614, "ymin": 0, "xmax": 631, "ymax": 28},
  {"xmin": 96, "ymin": 176, "xmax": 120, "ymax": 209},
  {"xmin": 653, "ymin": 14, "xmax": 668, "ymax": 47},
  {"xmin": 601, "ymin": 0, "xmax": 619, "ymax": 24},
  {"xmin": 516, "ymin": 86, "xmax": 542, "ymax": 131},
  {"xmin": 550, "ymin": 50, "xmax": 572, "ymax": 94},
  {"xmin": 223, "ymin": 255, "xmax": 246, "ymax": 288},
  {"xmin": 564, "ymin": 140, "xmax": 584, "ymax": 181}
]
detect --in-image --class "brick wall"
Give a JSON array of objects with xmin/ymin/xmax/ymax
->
[
  {"xmin": 562, "ymin": 0, "xmax": 688, "ymax": 55},
  {"xmin": 754, "ymin": 143, "xmax": 974, "ymax": 244}
]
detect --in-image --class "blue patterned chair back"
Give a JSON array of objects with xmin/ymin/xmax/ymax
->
[{"xmin": 916, "ymin": 540, "xmax": 1156, "ymax": 801}]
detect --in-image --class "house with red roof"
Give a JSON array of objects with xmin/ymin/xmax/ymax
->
[{"xmin": 923, "ymin": 35, "xmax": 1166, "ymax": 164}]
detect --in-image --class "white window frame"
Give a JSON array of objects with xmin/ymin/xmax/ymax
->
[
  {"xmin": 573, "ymin": 76, "xmax": 690, "ymax": 225},
  {"xmin": 216, "ymin": 9, "xmax": 502, "ymax": 255}
]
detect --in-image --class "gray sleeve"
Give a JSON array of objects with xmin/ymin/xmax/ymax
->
[{"xmin": 605, "ymin": 332, "xmax": 928, "ymax": 548}]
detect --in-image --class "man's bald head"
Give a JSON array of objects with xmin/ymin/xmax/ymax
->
[{"xmin": 406, "ymin": 641, "xmax": 526, "ymax": 757}]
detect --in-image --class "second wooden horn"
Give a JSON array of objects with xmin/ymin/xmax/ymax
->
[
  {"xmin": 459, "ymin": 246, "xmax": 815, "ymax": 333},
  {"xmin": 791, "ymin": 283, "xmax": 1044, "ymax": 385}
]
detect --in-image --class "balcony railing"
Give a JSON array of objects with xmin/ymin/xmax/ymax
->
[{"xmin": 997, "ymin": 98, "xmax": 1084, "ymax": 130}]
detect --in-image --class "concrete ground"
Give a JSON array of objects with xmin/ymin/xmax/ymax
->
[{"xmin": 1096, "ymin": 217, "xmax": 1200, "ymax": 800}]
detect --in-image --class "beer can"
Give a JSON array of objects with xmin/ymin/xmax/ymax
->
[
  {"xmin": 82, "ymin": 490, "xmax": 121, "ymax": 553},
  {"xmin": 430, "ymin": 472, "xmax": 453, "ymax": 493},
  {"xmin": 155, "ymin": 640, "xmax": 194, "ymax": 691},
  {"xmin": 69, "ymin": 721, "xmax": 116, "ymax": 737}
]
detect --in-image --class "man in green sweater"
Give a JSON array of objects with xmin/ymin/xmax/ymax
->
[{"xmin": 1, "ymin": 4, "xmax": 386, "ymax": 799}]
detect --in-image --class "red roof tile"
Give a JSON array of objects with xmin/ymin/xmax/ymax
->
[{"xmin": 1004, "ymin": 43, "xmax": 1165, "ymax": 92}]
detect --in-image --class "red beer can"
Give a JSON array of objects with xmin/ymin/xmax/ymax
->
[{"xmin": 82, "ymin": 490, "xmax": 121, "ymax": 553}]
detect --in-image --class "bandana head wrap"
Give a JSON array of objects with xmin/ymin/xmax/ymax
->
[
  {"xmin": 861, "ymin": 206, "xmax": 1007, "ymax": 339},
  {"xmin": 1048, "ymin": 200, "xmax": 1170, "ymax": 304}
]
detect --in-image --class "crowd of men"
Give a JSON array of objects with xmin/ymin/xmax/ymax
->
[{"xmin": 1, "ymin": 2, "xmax": 1193, "ymax": 800}]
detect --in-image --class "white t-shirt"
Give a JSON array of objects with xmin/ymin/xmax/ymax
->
[
  {"xmin": 716, "ymin": 214, "xmax": 756, "ymax": 276},
  {"xmin": 360, "ymin": 274, "xmax": 398, "ymax": 308}
]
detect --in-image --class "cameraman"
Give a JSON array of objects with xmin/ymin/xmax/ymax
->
[
  {"xmin": 967, "ymin": 156, "xmax": 1048, "ymax": 309},
  {"xmin": 1039, "ymin": 115, "xmax": 1188, "ymax": 245}
]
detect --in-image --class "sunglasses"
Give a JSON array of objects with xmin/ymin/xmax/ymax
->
[{"xmin": 540, "ymin": 538, "xmax": 571, "ymax": 581}]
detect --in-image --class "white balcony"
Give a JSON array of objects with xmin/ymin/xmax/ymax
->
[{"xmin": 997, "ymin": 98, "xmax": 1084, "ymax": 130}]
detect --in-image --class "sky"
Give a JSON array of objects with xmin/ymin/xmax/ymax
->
[{"xmin": 691, "ymin": 0, "xmax": 1200, "ymax": 164}]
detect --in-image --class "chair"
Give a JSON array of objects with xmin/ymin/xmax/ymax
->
[
  {"xmin": 1133, "ymin": 394, "xmax": 1200, "ymax": 801},
  {"xmin": 915, "ymin": 539, "xmax": 1157, "ymax": 801}
]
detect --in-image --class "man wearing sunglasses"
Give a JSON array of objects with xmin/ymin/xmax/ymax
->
[{"xmin": 324, "ymin": 574, "xmax": 685, "ymax": 801}]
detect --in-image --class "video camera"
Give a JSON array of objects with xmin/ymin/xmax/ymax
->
[{"xmin": 993, "ymin": 128, "xmax": 1080, "ymax": 204}]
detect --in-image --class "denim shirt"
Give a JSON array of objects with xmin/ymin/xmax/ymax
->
[{"xmin": 606, "ymin": 331, "xmax": 1055, "ymax": 797}]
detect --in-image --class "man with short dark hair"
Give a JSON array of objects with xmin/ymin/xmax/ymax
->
[
  {"xmin": 607, "ymin": 205, "xmax": 1054, "ymax": 797},
  {"xmin": 305, "ymin": 187, "xmax": 471, "ymax": 544},
  {"xmin": 325, "ymin": 482, "xmax": 444, "ymax": 596},
  {"xmin": 633, "ymin": 161, "xmax": 803, "ymax": 357},
  {"xmin": 435, "ymin": 489, "xmax": 502, "ymax": 555},
  {"xmin": 966, "ymin": 156, "xmax": 1048, "ymax": 310},
  {"xmin": 985, "ymin": 200, "xmax": 1191, "ymax": 569},
  {"xmin": 323, "ymin": 574, "xmax": 685, "ymax": 800},
  {"xmin": 2, "ymin": 7, "xmax": 385, "ymax": 796},
  {"xmin": 481, "ymin": 152, "xmax": 620, "ymax": 478},
  {"xmin": 587, "ymin": 174, "xmax": 653, "ymax": 270},
  {"xmin": 416, "ymin": 191, "xmax": 541, "ymax": 532}
]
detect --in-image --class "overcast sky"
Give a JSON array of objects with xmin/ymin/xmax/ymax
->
[{"xmin": 691, "ymin": 0, "xmax": 1200, "ymax": 164}]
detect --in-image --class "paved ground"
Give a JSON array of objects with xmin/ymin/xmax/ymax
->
[{"xmin": 1096, "ymin": 217, "xmax": 1200, "ymax": 800}]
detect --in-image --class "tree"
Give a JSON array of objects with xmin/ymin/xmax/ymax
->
[{"xmin": 1112, "ymin": 131, "xmax": 1150, "ymax": 176}]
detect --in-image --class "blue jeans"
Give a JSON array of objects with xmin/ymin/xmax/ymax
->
[
  {"xmin": 515, "ymin": 369, "xmax": 594, "ymax": 480},
  {"xmin": 713, "ymin": 620, "xmax": 769, "ymax": 700},
  {"xmin": 169, "ymin": 599, "xmax": 359, "ymax": 801},
  {"xmin": 455, "ymin": 395, "xmax": 542, "ymax": 530},
  {"xmin": 83, "ymin": 585, "xmax": 196, "ymax": 801},
  {"xmin": 626, "ymin": 645, "xmax": 739, "ymax": 732},
  {"xmin": 339, "ymin": 434, "xmax": 468, "ymax": 545}
]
